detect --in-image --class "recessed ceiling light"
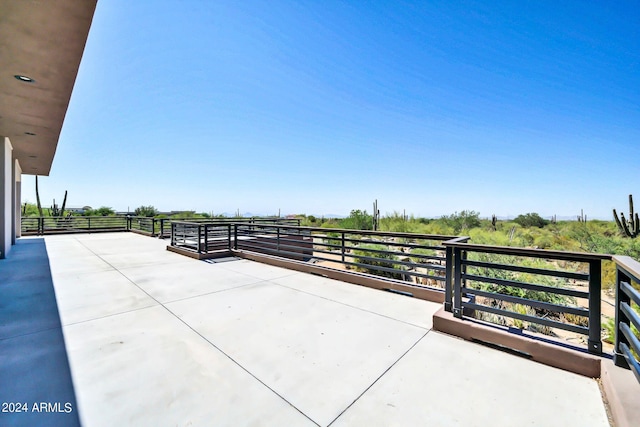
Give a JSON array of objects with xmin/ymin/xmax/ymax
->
[
  {"xmin": 14, "ymin": 75, "xmax": 35, "ymax": 82},
  {"xmin": 25, "ymin": 132, "xmax": 36, "ymax": 136}
]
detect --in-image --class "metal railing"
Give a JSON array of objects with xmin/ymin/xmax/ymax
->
[
  {"xmin": 157, "ymin": 217, "xmax": 300, "ymax": 238},
  {"xmin": 234, "ymin": 224, "xmax": 461, "ymax": 290},
  {"xmin": 21, "ymin": 216, "xmax": 300, "ymax": 237},
  {"xmin": 20, "ymin": 214, "xmax": 639, "ymax": 383},
  {"xmin": 171, "ymin": 221, "xmax": 463, "ymax": 292},
  {"xmin": 171, "ymin": 222, "xmax": 233, "ymax": 253},
  {"xmin": 170, "ymin": 219, "xmax": 302, "ymax": 253},
  {"xmin": 612, "ymin": 256, "xmax": 640, "ymax": 383},
  {"xmin": 21, "ymin": 216, "xmax": 130, "ymax": 234},
  {"xmin": 442, "ymin": 241, "xmax": 610, "ymax": 355}
]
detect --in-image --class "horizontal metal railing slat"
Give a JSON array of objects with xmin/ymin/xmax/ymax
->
[
  {"xmin": 463, "ymin": 302, "xmax": 589, "ymax": 335},
  {"xmin": 620, "ymin": 300, "xmax": 640, "ymax": 334},
  {"xmin": 620, "ymin": 280, "xmax": 640, "ymax": 307},
  {"xmin": 463, "ymin": 273, "xmax": 589, "ymax": 299},
  {"xmin": 463, "ymin": 259, "xmax": 589, "ymax": 281},
  {"xmin": 619, "ymin": 323, "xmax": 640, "ymax": 361},
  {"xmin": 619, "ymin": 342, "xmax": 640, "ymax": 384},
  {"xmin": 462, "ymin": 287, "xmax": 589, "ymax": 317}
]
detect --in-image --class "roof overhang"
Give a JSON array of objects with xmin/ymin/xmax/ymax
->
[{"xmin": 0, "ymin": 0, "xmax": 97, "ymax": 176}]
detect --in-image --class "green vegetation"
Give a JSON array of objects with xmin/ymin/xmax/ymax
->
[
  {"xmin": 134, "ymin": 205, "xmax": 159, "ymax": 217},
  {"xmin": 409, "ymin": 247, "xmax": 437, "ymax": 264},
  {"xmin": 85, "ymin": 206, "xmax": 115, "ymax": 216},
  {"xmin": 339, "ymin": 209, "xmax": 374, "ymax": 230},
  {"xmin": 513, "ymin": 212, "xmax": 549, "ymax": 228},
  {"xmin": 352, "ymin": 244, "xmax": 403, "ymax": 280},
  {"xmin": 21, "ymin": 202, "xmax": 40, "ymax": 217},
  {"xmin": 440, "ymin": 210, "xmax": 481, "ymax": 234},
  {"xmin": 298, "ymin": 209, "xmax": 640, "ymax": 267},
  {"xmin": 306, "ymin": 208, "xmax": 640, "ymax": 340}
]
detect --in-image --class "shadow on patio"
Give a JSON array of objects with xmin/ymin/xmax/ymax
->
[{"xmin": 0, "ymin": 238, "xmax": 81, "ymax": 427}]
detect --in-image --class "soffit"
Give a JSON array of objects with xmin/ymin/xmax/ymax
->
[{"xmin": 0, "ymin": 0, "xmax": 97, "ymax": 175}]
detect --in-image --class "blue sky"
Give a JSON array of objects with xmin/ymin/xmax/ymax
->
[{"xmin": 22, "ymin": 0, "xmax": 639, "ymax": 218}]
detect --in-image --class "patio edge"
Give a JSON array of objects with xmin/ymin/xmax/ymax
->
[{"xmin": 432, "ymin": 307, "xmax": 601, "ymax": 378}]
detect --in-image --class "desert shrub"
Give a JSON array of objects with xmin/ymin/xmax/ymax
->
[
  {"xmin": 410, "ymin": 247, "xmax": 437, "ymax": 264},
  {"xmin": 340, "ymin": 210, "xmax": 373, "ymax": 230},
  {"xmin": 533, "ymin": 232, "xmax": 554, "ymax": 249},
  {"xmin": 440, "ymin": 210, "xmax": 480, "ymax": 234},
  {"xmin": 87, "ymin": 206, "xmax": 115, "ymax": 216},
  {"xmin": 134, "ymin": 205, "xmax": 158, "ymax": 217},
  {"xmin": 466, "ymin": 253, "xmax": 574, "ymax": 306},
  {"xmin": 353, "ymin": 244, "xmax": 403, "ymax": 279},
  {"xmin": 604, "ymin": 304, "xmax": 640, "ymax": 359},
  {"xmin": 322, "ymin": 232, "xmax": 341, "ymax": 251},
  {"xmin": 514, "ymin": 213, "xmax": 549, "ymax": 228},
  {"xmin": 421, "ymin": 221, "xmax": 455, "ymax": 236},
  {"xmin": 476, "ymin": 301, "xmax": 554, "ymax": 335},
  {"xmin": 512, "ymin": 304, "xmax": 529, "ymax": 329},
  {"xmin": 603, "ymin": 317, "xmax": 616, "ymax": 345},
  {"xmin": 561, "ymin": 312, "xmax": 589, "ymax": 327},
  {"xmin": 379, "ymin": 212, "xmax": 424, "ymax": 233},
  {"xmin": 320, "ymin": 219, "xmax": 340, "ymax": 228},
  {"xmin": 469, "ymin": 228, "xmax": 513, "ymax": 246}
]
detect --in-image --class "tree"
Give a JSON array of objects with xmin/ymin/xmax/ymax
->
[
  {"xmin": 513, "ymin": 213, "xmax": 550, "ymax": 228},
  {"xmin": 134, "ymin": 205, "xmax": 158, "ymax": 217},
  {"xmin": 21, "ymin": 202, "xmax": 40, "ymax": 217},
  {"xmin": 340, "ymin": 210, "xmax": 373, "ymax": 230},
  {"xmin": 440, "ymin": 210, "xmax": 480, "ymax": 234},
  {"xmin": 84, "ymin": 206, "xmax": 114, "ymax": 216}
]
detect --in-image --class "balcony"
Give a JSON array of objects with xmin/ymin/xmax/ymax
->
[{"xmin": 1, "ymin": 229, "xmax": 638, "ymax": 426}]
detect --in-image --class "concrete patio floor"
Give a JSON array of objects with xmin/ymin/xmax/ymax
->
[{"xmin": 1, "ymin": 233, "xmax": 611, "ymax": 426}]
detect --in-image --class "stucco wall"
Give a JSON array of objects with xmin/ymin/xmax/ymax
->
[{"xmin": 1, "ymin": 137, "xmax": 13, "ymax": 258}]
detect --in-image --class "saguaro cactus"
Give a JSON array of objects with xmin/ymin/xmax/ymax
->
[
  {"xmin": 613, "ymin": 194, "xmax": 639, "ymax": 238},
  {"xmin": 35, "ymin": 175, "xmax": 68, "ymax": 217},
  {"xmin": 35, "ymin": 175, "xmax": 43, "ymax": 217},
  {"xmin": 372, "ymin": 199, "xmax": 380, "ymax": 231},
  {"xmin": 49, "ymin": 191, "xmax": 68, "ymax": 217}
]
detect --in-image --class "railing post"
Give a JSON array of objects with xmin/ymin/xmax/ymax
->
[
  {"xmin": 233, "ymin": 224, "xmax": 238, "ymax": 250},
  {"xmin": 453, "ymin": 247, "xmax": 463, "ymax": 318},
  {"xmin": 341, "ymin": 232, "xmax": 345, "ymax": 263},
  {"xmin": 171, "ymin": 222, "xmax": 175, "ymax": 246},
  {"xmin": 38, "ymin": 217, "xmax": 43, "ymax": 235},
  {"xmin": 444, "ymin": 246, "xmax": 453, "ymax": 312},
  {"xmin": 588, "ymin": 260, "xmax": 603, "ymax": 354},
  {"xmin": 197, "ymin": 224, "xmax": 203, "ymax": 253},
  {"xmin": 461, "ymin": 249, "xmax": 468, "ymax": 288},
  {"xmin": 227, "ymin": 225, "xmax": 232, "ymax": 250},
  {"xmin": 203, "ymin": 224, "xmax": 209, "ymax": 253},
  {"xmin": 277, "ymin": 227, "xmax": 281, "ymax": 252},
  {"xmin": 614, "ymin": 267, "xmax": 631, "ymax": 369},
  {"xmin": 88, "ymin": 217, "xmax": 91, "ymax": 231}
]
